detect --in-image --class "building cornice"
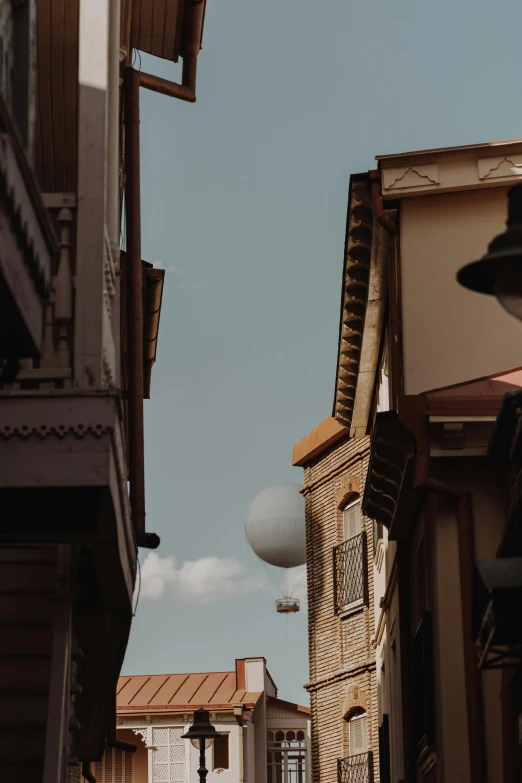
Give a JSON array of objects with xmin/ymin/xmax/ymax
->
[
  {"xmin": 292, "ymin": 417, "xmax": 348, "ymax": 467},
  {"xmin": 305, "ymin": 660, "xmax": 376, "ymax": 693}
]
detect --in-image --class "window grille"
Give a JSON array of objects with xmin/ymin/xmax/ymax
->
[
  {"xmin": 152, "ymin": 727, "xmax": 186, "ymax": 783},
  {"xmin": 93, "ymin": 748, "xmax": 133, "ymax": 783},
  {"xmin": 337, "ymin": 752, "xmax": 374, "ymax": 783},
  {"xmin": 267, "ymin": 728, "xmax": 306, "ymax": 783},
  {"xmin": 333, "ymin": 532, "xmax": 367, "ymax": 614}
]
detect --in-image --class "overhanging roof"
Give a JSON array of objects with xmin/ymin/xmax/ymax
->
[
  {"xmin": 130, "ymin": 0, "xmax": 206, "ymax": 63},
  {"xmin": 117, "ymin": 671, "xmax": 263, "ymax": 713},
  {"xmin": 332, "ymin": 175, "xmax": 374, "ymax": 431}
]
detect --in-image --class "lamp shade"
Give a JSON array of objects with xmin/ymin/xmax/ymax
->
[
  {"xmin": 457, "ymin": 182, "xmax": 522, "ymax": 321},
  {"xmin": 181, "ymin": 709, "xmax": 222, "ymax": 745}
]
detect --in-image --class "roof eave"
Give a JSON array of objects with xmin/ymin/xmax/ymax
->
[{"xmin": 332, "ymin": 174, "xmax": 374, "ymax": 432}]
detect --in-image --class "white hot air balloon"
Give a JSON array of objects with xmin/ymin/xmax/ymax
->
[{"xmin": 245, "ymin": 483, "xmax": 306, "ymax": 613}]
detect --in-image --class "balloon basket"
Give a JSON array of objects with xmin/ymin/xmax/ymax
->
[{"xmin": 276, "ymin": 597, "xmax": 300, "ymax": 614}]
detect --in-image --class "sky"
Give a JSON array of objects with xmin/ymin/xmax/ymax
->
[{"xmin": 122, "ymin": 0, "xmax": 522, "ymax": 705}]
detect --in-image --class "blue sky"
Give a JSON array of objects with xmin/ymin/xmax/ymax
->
[{"xmin": 122, "ymin": 0, "xmax": 522, "ymax": 705}]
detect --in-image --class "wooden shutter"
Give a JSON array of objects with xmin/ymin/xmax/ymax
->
[
  {"xmin": 343, "ymin": 501, "xmax": 362, "ymax": 541},
  {"xmin": 213, "ymin": 734, "xmax": 230, "ymax": 770},
  {"xmin": 90, "ymin": 749, "xmax": 134, "ymax": 783},
  {"xmin": 349, "ymin": 714, "xmax": 368, "ymax": 756}
]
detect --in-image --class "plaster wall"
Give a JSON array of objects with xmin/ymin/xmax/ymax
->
[
  {"xmin": 400, "ymin": 187, "xmax": 522, "ymax": 395},
  {"xmin": 430, "ymin": 491, "xmax": 470, "ymax": 783}
]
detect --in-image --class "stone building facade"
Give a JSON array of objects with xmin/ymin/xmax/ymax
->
[
  {"xmin": 293, "ymin": 420, "xmax": 378, "ymax": 783},
  {"xmin": 293, "ymin": 140, "xmax": 522, "ymax": 783}
]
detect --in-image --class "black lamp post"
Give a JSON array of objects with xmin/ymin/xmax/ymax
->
[
  {"xmin": 182, "ymin": 708, "xmax": 222, "ymax": 782},
  {"xmin": 457, "ymin": 181, "xmax": 522, "ymax": 321}
]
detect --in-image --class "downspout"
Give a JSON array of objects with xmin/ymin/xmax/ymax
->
[
  {"xmin": 138, "ymin": 0, "xmax": 206, "ymax": 102},
  {"xmin": 107, "ymin": 0, "xmax": 121, "ymax": 260},
  {"xmin": 108, "ymin": 0, "xmax": 122, "ymax": 385},
  {"xmin": 234, "ymin": 705, "xmax": 245, "ymax": 783},
  {"xmin": 124, "ymin": 67, "xmax": 146, "ymax": 541},
  {"xmin": 369, "ymin": 169, "xmax": 402, "ymax": 409},
  {"xmin": 423, "ymin": 478, "xmax": 486, "ymax": 783}
]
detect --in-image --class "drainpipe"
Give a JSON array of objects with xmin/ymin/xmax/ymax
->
[
  {"xmin": 423, "ymin": 479, "xmax": 486, "ymax": 783},
  {"xmin": 124, "ymin": 67, "xmax": 146, "ymax": 541},
  {"xmin": 107, "ymin": 0, "xmax": 121, "ymax": 259},
  {"xmin": 138, "ymin": 0, "xmax": 206, "ymax": 102},
  {"xmin": 108, "ymin": 0, "xmax": 122, "ymax": 387},
  {"xmin": 234, "ymin": 705, "xmax": 245, "ymax": 783}
]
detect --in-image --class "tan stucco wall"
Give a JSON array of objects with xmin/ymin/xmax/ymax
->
[
  {"xmin": 430, "ymin": 492, "xmax": 470, "ymax": 783},
  {"xmin": 131, "ymin": 732, "xmax": 148, "ymax": 783},
  {"xmin": 428, "ymin": 461, "xmax": 506, "ymax": 783},
  {"xmin": 400, "ymin": 187, "xmax": 522, "ymax": 395}
]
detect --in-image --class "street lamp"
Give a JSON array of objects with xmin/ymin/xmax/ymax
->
[
  {"xmin": 457, "ymin": 181, "xmax": 522, "ymax": 321},
  {"xmin": 182, "ymin": 708, "xmax": 222, "ymax": 782}
]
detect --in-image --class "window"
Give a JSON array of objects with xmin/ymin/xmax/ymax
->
[
  {"xmin": 373, "ymin": 520, "xmax": 384, "ymax": 558},
  {"xmin": 338, "ymin": 714, "xmax": 373, "ymax": 783},
  {"xmin": 334, "ymin": 500, "xmax": 367, "ymax": 614},
  {"xmin": 152, "ymin": 727, "xmax": 186, "ymax": 783},
  {"xmin": 378, "ymin": 715, "xmax": 391, "ymax": 783},
  {"xmin": 348, "ymin": 713, "xmax": 368, "ymax": 756},
  {"xmin": 267, "ymin": 728, "xmax": 306, "ymax": 783},
  {"xmin": 213, "ymin": 734, "xmax": 230, "ymax": 770},
  {"xmin": 413, "ymin": 612, "xmax": 436, "ymax": 758},
  {"xmin": 93, "ymin": 748, "xmax": 133, "ymax": 783},
  {"xmin": 343, "ymin": 500, "xmax": 362, "ymax": 541}
]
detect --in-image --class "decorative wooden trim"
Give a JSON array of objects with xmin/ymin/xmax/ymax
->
[
  {"xmin": 337, "ymin": 475, "xmax": 361, "ymax": 509},
  {"xmin": 342, "ymin": 684, "xmax": 368, "ymax": 718},
  {"xmin": 334, "ymin": 175, "xmax": 374, "ymax": 430}
]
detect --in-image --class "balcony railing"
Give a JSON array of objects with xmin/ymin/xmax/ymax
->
[
  {"xmin": 333, "ymin": 533, "xmax": 367, "ymax": 615},
  {"xmin": 337, "ymin": 752, "xmax": 374, "ymax": 783}
]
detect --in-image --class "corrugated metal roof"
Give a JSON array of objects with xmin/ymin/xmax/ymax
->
[{"xmin": 117, "ymin": 671, "xmax": 263, "ymax": 712}]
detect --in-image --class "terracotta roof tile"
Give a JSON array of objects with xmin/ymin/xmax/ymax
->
[
  {"xmin": 150, "ymin": 674, "xmax": 189, "ymax": 706},
  {"xmin": 169, "ymin": 673, "xmax": 209, "ymax": 705},
  {"xmin": 117, "ymin": 671, "xmax": 263, "ymax": 712},
  {"xmin": 117, "ymin": 675, "xmax": 152, "ymax": 706},
  {"xmin": 210, "ymin": 672, "xmax": 237, "ymax": 704}
]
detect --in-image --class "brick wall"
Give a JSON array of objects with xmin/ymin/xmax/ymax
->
[{"xmin": 303, "ymin": 435, "xmax": 378, "ymax": 783}]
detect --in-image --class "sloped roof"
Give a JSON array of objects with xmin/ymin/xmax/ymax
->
[
  {"xmin": 117, "ymin": 671, "xmax": 263, "ymax": 713},
  {"xmin": 267, "ymin": 696, "xmax": 310, "ymax": 716}
]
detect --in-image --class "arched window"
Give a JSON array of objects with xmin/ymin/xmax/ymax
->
[
  {"xmin": 343, "ymin": 498, "xmax": 362, "ymax": 541},
  {"xmin": 348, "ymin": 711, "xmax": 368, "ymax": 757}
]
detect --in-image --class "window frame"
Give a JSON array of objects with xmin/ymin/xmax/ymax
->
[
  {"xmin": 343, "ymin": 498, "xmax": 362, "ymax": 542},
  {"xmin": 348, "ymin": 711, "xmax": 369, "ymax": 757},
  {"xmin": 213, "ymin": 732, "xmax": 230, "ymax": 771}
]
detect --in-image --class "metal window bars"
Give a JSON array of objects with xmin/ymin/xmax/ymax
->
[
  {"xmin": 337, "ymin": 752, "xmax": 374, "ymax": 783},
  {"xmin": 333, "ymin": 532, "xmax": 367, "ymax": 615}
]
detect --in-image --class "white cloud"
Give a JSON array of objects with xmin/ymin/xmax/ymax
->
[
  {"xmin": 164, "ymin": 264, "xmax": 202, "ymax": 292},
  {"xmin": 138, "ymin": 552, "xmax": 268, "ymax": 605}
]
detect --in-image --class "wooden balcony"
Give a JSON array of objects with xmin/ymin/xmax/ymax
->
[{"xmin": 0, "ymin": 93, "xmax": 56, "ymax": 362}]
